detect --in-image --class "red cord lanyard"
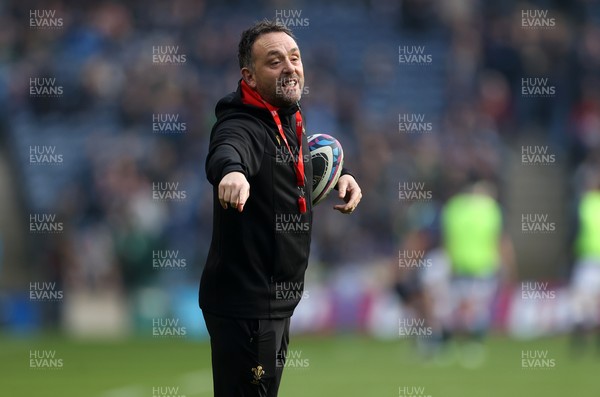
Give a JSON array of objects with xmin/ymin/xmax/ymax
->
[{"xmin": 261, "ymin": 101, "xmax": 307, "ymax": 214}]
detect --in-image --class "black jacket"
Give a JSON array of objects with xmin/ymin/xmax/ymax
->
[{"xmin": 199, "ymin": 82, "xmax": 314, "ymax": 319}]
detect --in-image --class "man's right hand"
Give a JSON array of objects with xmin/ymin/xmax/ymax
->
[{"xmin": 218, "ymin": 171, "xmax": 250, "ymax": 212}]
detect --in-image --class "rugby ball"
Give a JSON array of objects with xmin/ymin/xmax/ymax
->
[{"xmin": 307, "ymin": 134, "xmax": 344, "ymax": 206}]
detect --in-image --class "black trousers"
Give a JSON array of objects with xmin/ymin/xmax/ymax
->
[{"xmin": 203, "ymin": 312, "xmax": 291, "ymax": 397}]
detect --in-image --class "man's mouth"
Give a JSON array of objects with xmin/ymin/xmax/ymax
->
[{"xmin": 280, "ymin": 77, "xmax": 299, "ymax": 88}]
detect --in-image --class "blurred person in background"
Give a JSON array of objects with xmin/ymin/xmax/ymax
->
[
  {"xmin": 439, "ymin": 180, "xmax": 516, "ymax": 367},
  {"xmin": 199, "ymin": 20, "xmax": 361, "ymax": 397},
  {"xmin": 393, "ymin": 205, "xmax": 445, "ymax": 359},
  {"xmin": 570, "ymin": 170, "xmax": 600, "ymax": 355}
]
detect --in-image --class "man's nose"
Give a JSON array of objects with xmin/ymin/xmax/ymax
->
[{"xmin": 282, "ymin": 57, "xmax": 295, "ymax": 74}]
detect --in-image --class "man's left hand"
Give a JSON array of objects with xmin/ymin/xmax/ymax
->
[{"xmin": 333, "ymin": 175, "xmax": 362, "ymax": 214}]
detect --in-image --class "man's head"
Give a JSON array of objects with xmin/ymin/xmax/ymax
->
[{"xmin": 238, "ymin": 20, "xmax": 305, "ymax": 107}]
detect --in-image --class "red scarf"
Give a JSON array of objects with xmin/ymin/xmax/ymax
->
[{"xmin": 240, "ymin": 79, "xmax": 274, "ymax": 109}]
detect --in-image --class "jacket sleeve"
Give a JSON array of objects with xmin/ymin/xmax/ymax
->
[
  {"xmin": 205, "ymin": 119, "xmax": 266, "ymax": 185},
  {"xmin": 340, "ymin": 167, "xmax": 354, "ymax": 178},
  {"xmin": 334, "ymin": 167, "xmax": 356, "ymax": 190}
]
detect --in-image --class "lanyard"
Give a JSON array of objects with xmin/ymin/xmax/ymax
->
[{"xmin": 261, "ymin": 100, "xmax": 307, "ymax": 214}]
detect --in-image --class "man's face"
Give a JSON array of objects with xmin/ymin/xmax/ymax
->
[{"xmin": 242, "ymin": 31, "xmax": 305, "ymax": 107}]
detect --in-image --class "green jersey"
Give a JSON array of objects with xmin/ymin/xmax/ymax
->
[
  {"xmin": 576, "ymin": 191, "xmax": 600, "ymax": 260},
  {"xmin": 442, "ymin": 193, "xmax": 502, "ymax": 276}
]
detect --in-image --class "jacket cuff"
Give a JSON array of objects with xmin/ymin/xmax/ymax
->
[
  {"xmin": 221, "ymin": 164, "xmax": 246, "ymax": 180},
  {"xmin": 335, "ymin": 168, "xmax": 355, "ymax": 190}
]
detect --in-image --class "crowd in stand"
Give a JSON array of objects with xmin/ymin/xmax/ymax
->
[{"xmin": 1, "ymin": 0, "xmax": 599, "ymax": 313}]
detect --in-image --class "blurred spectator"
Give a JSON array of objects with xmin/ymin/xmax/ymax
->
[
  {"xmin": 436, "ymin": 181, "xmax": 516, "ymax": 367},
  {"xmin": 570, "ymin": 170, "xmax": 600, "ymax": 354}
]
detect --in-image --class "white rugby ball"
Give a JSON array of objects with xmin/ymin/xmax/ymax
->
[{"xmin": 307, "ymin": 134, "xmax": 344, "ymax": 206}]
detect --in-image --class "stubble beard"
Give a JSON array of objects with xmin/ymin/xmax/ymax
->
[{"xmin": 273, "ymin": 75, "xmax": 303, "ymax": 107}]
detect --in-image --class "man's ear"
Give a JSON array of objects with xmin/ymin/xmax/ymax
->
[{"xmin": 241, "ymin": 67, "xmax": 257, "ymax": 89}]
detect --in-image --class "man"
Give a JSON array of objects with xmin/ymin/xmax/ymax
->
[
  {"xmin": 440, "ymin": 181, "xmax": 515, "ymax": 367},
  {"xmin": 199, "ymin": 20, "xmax": 362, "ymax": 397},
  {"xmin": 570, "ymin": 172, "xmax": 600, "ymax": 355}
]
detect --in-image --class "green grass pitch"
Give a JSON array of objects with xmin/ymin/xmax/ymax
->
[{"xmin": 1, "ymin": 334, "xmax": 599, "ymax": 396}]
